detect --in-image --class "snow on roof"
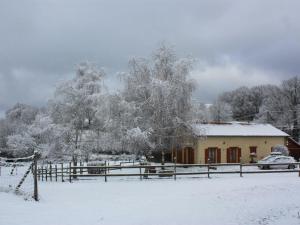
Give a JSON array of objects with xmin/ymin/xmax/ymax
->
[{"xmin": 192, "ymin": 122, "xmax": 289, "ymax": 137}]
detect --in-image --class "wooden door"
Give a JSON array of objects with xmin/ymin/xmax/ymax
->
[
  {"xmin": 227, "ymin": 147, "xmax": 241, "ymax": 163},
  {"xmin": 188, "ymin": 148, "xmax": 194, "ymax": 164},
  {"xmin": 182, "ymin": 147, "xmax": 195, "ymax": 164},
  {"xmin": 177, "ymin": 149, "xmax": 182, "ymax": 163},
  {"xmin": 205, "ymin": 148, "xmax": 221, "ymax": 163}
]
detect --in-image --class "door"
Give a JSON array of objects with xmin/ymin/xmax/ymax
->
[
  {"xmin": 227, "ymin": 147, "xmax": 241, "ymax": 163},
  {"xmin": 205, "ymin": 148, "xmax": 221, "ymax": 163},
  {"xmin": 182, "ymin": 147, "xmax": 195, "ymax": 164},
  {"xmin": 176, "ymin": 149, "xmax": 182, "ymax": 163}
]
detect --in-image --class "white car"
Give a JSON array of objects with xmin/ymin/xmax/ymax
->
[{"xmin": 257, "ymin": 155, "xmax": 296, "ymax": 169}]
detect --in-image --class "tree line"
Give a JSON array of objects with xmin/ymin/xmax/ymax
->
[
  {"xmin": 0, "ymin": 45, "xmax": 299, "ymax": 160},
  {"xmin": 209, "ymin": 77, "xmax": 300, "ymax": 141},
  {"xmin": 0, "ymin": 45, "xmax": 196, "ymax": 160}
]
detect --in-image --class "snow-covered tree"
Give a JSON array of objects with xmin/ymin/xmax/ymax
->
[
  {"xmin": 221, "ymin": 87, "xmax": 258, "ymax": 121},
  {"xmin": 281, "ymin": 77, "xmax": 300, "ymax": 141},
  {"xmin": 189, "ymin": 102, "xmax": 211, "ymax": 123},
  {"xmin": 255, "ymin": 85, "xmax": 284, "ymax": 124},
  {"xmin": 272, "ymin": 144, "xmax": 289, "ymax": 156},
  {"xmin": 7, "ymin": 132, "xmax": 36, "ymax": 157},
  {"xmin": 49, "ymin": 62, "xmax": 106, "ymax": 160},
  {"xmin": 6, "ymin": 103, "xmax": 38, "ymax": 125},
  {"xmin": 28, "ymin": 113, "xmax": 71, "ymax": 159},
  {"xmin": 256, "ymin": 77, "xmax": 300, "ymax": 141},
  {"xmin": 123, "ymin": 44, "xmax": 195, "ymax": 153},
  {"xmin": 0, "ymin": 119, "xmax": 14, "ymax": 152},
  {"xmin": 219, "ymin": 85, "xmax": 277, "ymax": 122},
  {"xmin": 125, "ymin": 127, "xmax": 153, "ymax": 156},
  {"xmin": 210, "ymin": 99, "xmax": 232, "ymax": 122}
]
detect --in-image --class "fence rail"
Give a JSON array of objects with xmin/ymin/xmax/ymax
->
[{"xmin": 37, "ymin": 161, "xmax": 300, "ymax": 183}]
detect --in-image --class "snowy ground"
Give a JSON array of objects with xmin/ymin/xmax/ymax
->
[{"xmin": 1, "ymin": 172, "xmax": 300, "ymax": 225}]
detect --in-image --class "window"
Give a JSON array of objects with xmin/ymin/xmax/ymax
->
[
  {"xmin": 208, "ymin": 148, "xmax": 217, "ymax": 163},
  {"xmin": 250, "ymin": 146, "xmax": 257, "ymax": 154}
]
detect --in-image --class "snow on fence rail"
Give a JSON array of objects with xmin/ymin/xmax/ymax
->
[{"xmin": 37, "ymin": 161, "xmax": 300, "ymax": 183}]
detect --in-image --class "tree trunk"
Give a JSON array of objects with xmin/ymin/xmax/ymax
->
[{"xmin": 292, "ymin": 110, "xmax": 299, "ymax": 141}]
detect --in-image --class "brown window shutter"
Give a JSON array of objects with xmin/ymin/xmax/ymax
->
[
  {"xmin": 191, "ymin": 148, "xmax": 195, "ymax": 164},
  {"xmin": 205, "ymin": 148, "xmax": 209, "ymax": 164},
  {"xmin": 227, "ymin": 148, "xmax": 230, "ymax": 163},
  {"xmin": 177, "ymin": 149, "xmax": 182, "ymax": 163},
  {"xmin": 217, "ymin": 148, "xmax": 221, "ymax": 163}
]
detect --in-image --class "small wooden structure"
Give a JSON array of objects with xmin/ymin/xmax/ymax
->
[
  {"xmin": 287, "ymin": 137, "xmax": 300, "ymax": 161},
  {"xmin": 172, "ymin": 147, "xmax": 195, "ymax": 164}
]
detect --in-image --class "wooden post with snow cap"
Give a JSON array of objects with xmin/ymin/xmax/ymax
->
[
  {"xmin": 80, "ymin": 161, "xmax": 83, "ymax": 175},
  {"xmin": 69, "ymin": 162, "xmax": 72, "ymax": 183},
  {"xmin": 61, "ymin": 163, "xmax": 64, "ymax": 182},
  {"xmin": 55, "ymin": 164, "xmax": 58, "ymax": 182},
  {"xmin": 41, "ymin": 165, "xmax": 44, "ymax": 181},
  {"xmin": 139, "ymin": 167, "xmax": 142, "ymax": 180},
  {"xmin": 45, "ymin": 163, "xmax": 48, "ymax": 181},
  {"xmin": 104, "ymin": 161, "xmax": 107, "ymax": 182},
  {"xmin": 174, "ymin": 157, "xmax": 177, "ymax": 180},
  {"xmin": 49, "ymin": 161, "xmax": 52, "ymax": 182},
  {"xmin": 207, "ymin": 158, "xmax": 210, "ymax": 178},
  {"xmin": 33, "ymin": 151, "xmax": 39, "ymax": 201}
]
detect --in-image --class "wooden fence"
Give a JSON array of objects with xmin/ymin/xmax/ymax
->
[{"xmin": 37, "ymin": 161, "xmax": 300, "ymax": 183}]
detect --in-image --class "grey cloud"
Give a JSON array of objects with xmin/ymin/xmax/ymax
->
[{"xmin": 0, "ymin": 0, "xmax": 299, "ymax": 116}]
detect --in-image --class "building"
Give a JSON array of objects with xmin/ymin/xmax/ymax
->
[
  {"xmin": 173, "ymin": 122, "xmax": 291, "ymax": 164},
  {"xmin": 287, "ymin": 137, "xmax": 300, "ymax": 161}
]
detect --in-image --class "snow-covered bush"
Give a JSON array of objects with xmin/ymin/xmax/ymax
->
[
  {"xmin": 7, "ymin": 133, "xmax": 36, "ymax": 157},
  {"xmin": 272, "ymin": 145, "xmax": 289, "ymax": 156},
  {"xmin": 125, "ymin": 127, "xmax": 153, "ymax": 156}
]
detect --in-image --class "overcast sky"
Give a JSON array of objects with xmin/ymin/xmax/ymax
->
[{"xmin": 0, "ymin": 0, "xmax": 300, "ymax": 117}]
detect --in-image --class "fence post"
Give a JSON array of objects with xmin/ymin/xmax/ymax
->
[
  {"xmin": 69, "ymin": 162, "xmax": 72, "ymax": 183},
  {"xmin": 139, "ymin": 167, "xmax": 142, "ymax": 180},
  {"xmin": 240, "ymin": 158, "xmax": 243, "ymax": 177},
  {"xmin": 61, "ymin": 163, "xmax": 64, "ymax": 182},
  {"xmin": 55, "ymin": 164, "xmax": 58, "ymax": 182},
  {"xmin": 45, "ymin": 164, "xmax": 48, "ymax": 181},
  {"xmin": 49, "ymin": 162, "xmax": 52, "ymax": 182},
  {"xmin": 207, "ymin": 159, "xmax": 210, "ymax": 178},
  {"xmin": 104, "ymin": 161, "xmax": 107, "ymax": 182},
  {"xmin": 41, "ymin": 165, "xmax": 44, "ymax": 181},
  {"xmin": 33, "ymin": 152, "xmax": 39, "ymax": 201},
  {"xmin": 174, "ymin": 157, "xmax": 177, "ymax": 181},
  {"xmin": 80, "ymin": 161, "xmax": 83, "ymax": 175}
]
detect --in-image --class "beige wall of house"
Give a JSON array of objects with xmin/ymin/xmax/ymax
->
[{"xmin": 194, "ymin": 136, "xmax": 287, "ymax": 163}]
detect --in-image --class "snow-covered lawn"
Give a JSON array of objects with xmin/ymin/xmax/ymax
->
[{"xmin": 1, "ymin": 173, "xmax": 300, "ymax": 225}]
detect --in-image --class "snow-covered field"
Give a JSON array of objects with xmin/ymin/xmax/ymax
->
[{"xmin": 1, "ymin": 173, "xmax": 300, "ymax": 225}]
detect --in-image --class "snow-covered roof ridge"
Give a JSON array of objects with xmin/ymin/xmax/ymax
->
[{"xmin": 192, "ymin": 122, "xmax": 289, "ymax": 137}]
